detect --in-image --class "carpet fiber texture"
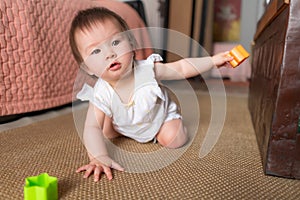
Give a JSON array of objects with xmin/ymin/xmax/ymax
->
[{"xmin": 1, "ymin": 93, "xmax": 299, "ymax": 199}]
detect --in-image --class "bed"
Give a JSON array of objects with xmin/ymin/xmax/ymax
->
[{"xmin": 0, "ymin": 0, "xmax": 151, "ymax": 121}]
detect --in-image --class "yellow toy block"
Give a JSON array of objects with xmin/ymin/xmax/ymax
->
[{"xmin": 228, "ymin": 45, "xmax": 250, "ymax": 68}]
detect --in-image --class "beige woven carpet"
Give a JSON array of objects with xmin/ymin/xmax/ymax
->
[{"xmin": 1, "ymin": 93, "xmax": 299, "ymax": 199}]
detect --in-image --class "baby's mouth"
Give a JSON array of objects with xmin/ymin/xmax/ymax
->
[{"xmin": 108, "ymin": 61, "xmax": 121, "ymax": 71}]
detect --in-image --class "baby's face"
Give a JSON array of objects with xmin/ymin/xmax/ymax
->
[{"xmin": 75, "ymin": 20, "xmax": 134, "ymax": 83}]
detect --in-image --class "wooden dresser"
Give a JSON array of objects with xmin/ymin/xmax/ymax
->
[{"xmin": 249, "ymin": 0, "xmax": 300, "ymax": 179}]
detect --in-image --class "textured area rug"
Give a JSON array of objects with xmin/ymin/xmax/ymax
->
[{"xmin": 1, "ymin": 93, "xmax": 299, "ymax": 199}]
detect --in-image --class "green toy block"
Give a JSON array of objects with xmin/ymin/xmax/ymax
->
[{"xmin": 24, "ymin": 173, "xmax": 58, "ymax": 200}]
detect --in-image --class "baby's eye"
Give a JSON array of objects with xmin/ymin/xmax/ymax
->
[
  {"xmin": 112, "ymin": 40, "xmax": 120, "ymax": 46},
  {"xmin": 91, "ymin": 48, "xmax": 101, "ymax": 55}
]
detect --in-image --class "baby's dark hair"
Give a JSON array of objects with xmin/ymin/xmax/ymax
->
[{"xmin": 69, "ymin": 7, "xmax": 137, "ymax": 64}]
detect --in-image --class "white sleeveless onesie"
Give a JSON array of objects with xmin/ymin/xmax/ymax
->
[{"xmin": 77, "ymin": 54, "xmax": 181, "ymax": 143}]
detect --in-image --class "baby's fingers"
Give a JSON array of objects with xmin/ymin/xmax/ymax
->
[
  {"xmin": 224, "ymin": 62, "xmax": 233, "ymax": 68},
  {"xmin": 103, "ymin": 166, "xmax": 113, "ymax": 180},
  {"xmin": 76, "ymin": 164, "xmax": 90, "ymax": 173},
  {"xmin": 93, "ymin": 166, "xmax": 103, "ymax": 182},
  {"xmin": 83, "ymin": 165, "xmax": 95, "ymax": 178}
]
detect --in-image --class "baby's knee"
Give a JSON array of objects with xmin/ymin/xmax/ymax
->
[
  {"xmin": 171, "ymin": 129, "xmax": 188, "ymax": 149},
  {"xmin": 159, "ymin": 128, "xmax": 188, "ymax": 149}
]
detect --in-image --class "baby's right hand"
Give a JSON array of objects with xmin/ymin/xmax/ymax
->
[
  {"xmin": 212, "ymin": 51, "xmax": 233, "ymax": 68},
  {"xmin": 76, "ymin": 156, "xmax": 124, "ymax": 182}
]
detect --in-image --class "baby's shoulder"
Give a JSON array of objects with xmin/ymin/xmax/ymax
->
[
  {"xmin": 135, "ymin": 54, "xmax": 163, "ymax": 67},
  {"xmin": 94, "ymin": 79, "xmax": 113, "ymax": 97}
]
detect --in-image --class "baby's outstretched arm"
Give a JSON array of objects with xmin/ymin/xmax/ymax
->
[
  {"xmin": 154, "ymin": 51, "xmax": 233, "ymax": 80},
  {"xmin": 76, "ymin": 103, "xmax": 124, "ymax": 181}
]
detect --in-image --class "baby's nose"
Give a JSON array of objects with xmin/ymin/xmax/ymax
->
[{"xmin": 106, "ymin": 49, "xmax": 117, "ymax": 60}]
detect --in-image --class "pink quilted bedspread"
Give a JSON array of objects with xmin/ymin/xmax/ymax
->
[{"xmin": 0, "ymin": 0, "xmax": 151, "ymax": 116}]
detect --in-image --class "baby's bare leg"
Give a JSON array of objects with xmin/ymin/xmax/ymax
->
[
  {"xmin": 156, "ymin": 119, "xmax": 188, "ymax": 149},
  {"xmin": 102, "ymin": 116, "xmax": 121, "ymax": 139}
]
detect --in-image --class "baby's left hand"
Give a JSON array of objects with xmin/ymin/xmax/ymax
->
[{"xmin": 212, "ymin": 51, "xmax": 233, "ymax": 68}]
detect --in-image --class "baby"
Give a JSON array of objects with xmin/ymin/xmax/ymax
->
[{"xmin": 69, "ymin": 7, "xmax": 233, "ymax": 182}]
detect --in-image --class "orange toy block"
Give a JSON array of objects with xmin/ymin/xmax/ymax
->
[{"xmin": 228, "ymin": 45, "xmax": 250, "ymax": 68}]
